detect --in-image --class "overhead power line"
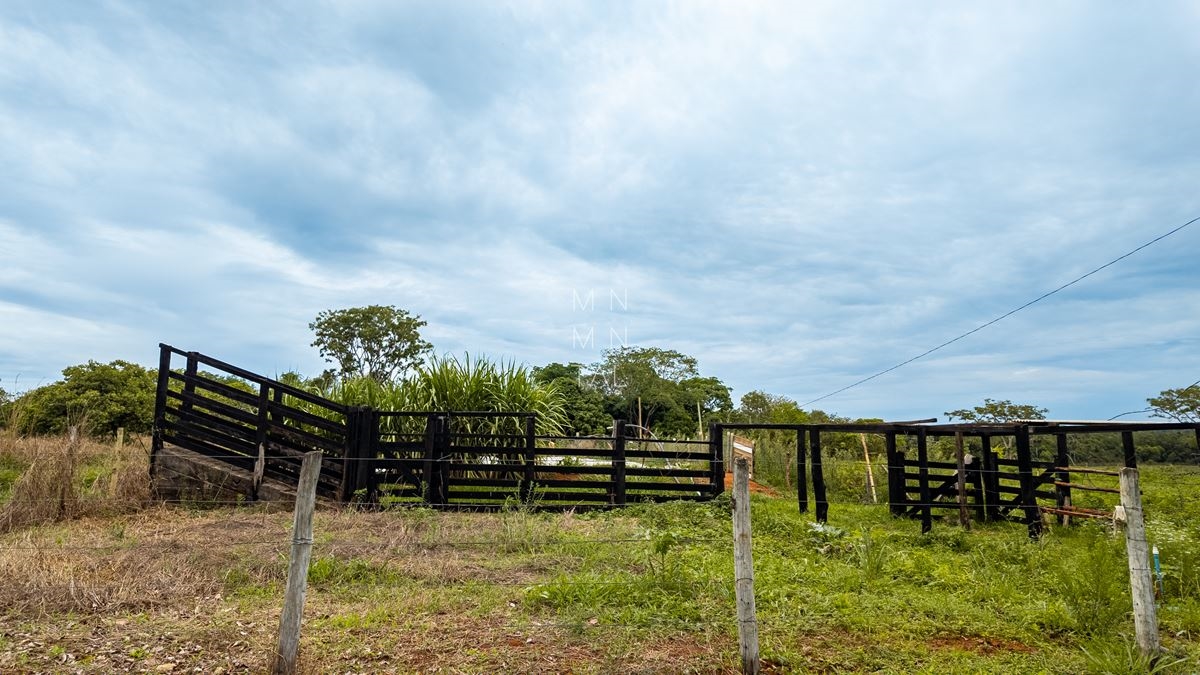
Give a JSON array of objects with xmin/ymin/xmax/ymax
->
[
  {"xmin": 1108, "ymin": 374, "xmax": 1200, "ymax": 417},
  {"xmin": 801, "ymin": 214, "xmax": 1200, "ymax": 408}
]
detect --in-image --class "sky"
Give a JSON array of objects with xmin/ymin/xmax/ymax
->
[{"xmin": 1, "ymin": 1, "xmax": 1198, "ymax": 422}]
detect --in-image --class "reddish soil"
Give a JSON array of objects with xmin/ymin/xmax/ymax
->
[
  {"xmin": 724, "ymin": 472, "xmax": 781, "ymax": 496},
  {"xmin": 927, "ymin": 635, "xmax": 1036, "ymax": 655}
]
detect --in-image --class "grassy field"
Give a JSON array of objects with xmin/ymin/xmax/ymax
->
[{"xmin": 1, "ymin": 435, "xmax": 1199, "ymax": 673}]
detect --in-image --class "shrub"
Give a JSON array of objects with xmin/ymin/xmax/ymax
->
[{"xmin": 6, "ymin": 361, "xmax": 155, "ymax": 438}]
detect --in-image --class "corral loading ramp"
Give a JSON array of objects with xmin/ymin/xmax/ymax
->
[{"xmin": 150, "ymin": 344, "xmax": 723, "ymax": 508}]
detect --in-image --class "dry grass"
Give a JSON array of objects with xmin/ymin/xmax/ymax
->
[
  {"xmin": 0, "ymin": 505, "xmax": 728, "ymax": 673},
  {"xmin": 0, "ymin": 433, "xmax": 151, "ymax": 535}
]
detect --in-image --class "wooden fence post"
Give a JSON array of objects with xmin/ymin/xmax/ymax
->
[
  {"xmin": 1119, "ymin": 467, "xmax": 1160, "ymax": 658},
  {"xmin": 981, "ymin": 434, "xmax": 999, "ymax": 522},
  {"xmin": 150, "ymin": 344, "xmax": 172, "ymax": 476},
  {"xmin": 917, "ymin": 428, "xmax": 931, "ymax": 534},
  {"xmin": 180, "ymin": 352, "xmax": 198, "ymax": 415},
  {"xmin": 436, "ymin": 415, "xmax": 451, "ymax": 506},
  {"xmin": 1054, "ymin": 433, "xmax": 1071, "ymax": 526},
  {"xmin": 522, "ymin": 415, "xmax": 537, "ymax": 504},
  {"xmin": 422, "ymin": 414, "xmax": 438, "ymax": 506},
  {"xmin": 273, "ymin": 451, "xmax": 322, "ymax": 675},
  {"xmin": 885, "ymin": 432, "xmax": 900, "ymax": 515},
  {"xmin": 732, "ymin": 456, "xmax": 760, "ymax": 675},
  {"xmin": 796, "ymin": 428, "xmax": 808, "ymax": 514},
  {"xmin": 1014, "ymin": 425, "xmax": 1041, "ymax": 539},
  {"xmin": 709, "ymin": 423, "xmax": 724, "ymax": 497},
  {"xmin": 1122, "ymin": 431, "xmax": 1138, "ymax": 469},
  {"xmin": 612, "ymin": 420, "xmax": 627, "ymax": 507},
  {"xmin": 954, "ymin": 432, "xmax": 970, "ymax": 530},
  {"xmin": 254, "ymin": 384, "xmax": 270, "ymax": 500},
  {"xmin": 810, "ymin": 428, "xmax": 828, "ymax": 523}
]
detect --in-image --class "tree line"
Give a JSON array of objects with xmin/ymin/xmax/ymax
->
[{"xmin": 1, "ymin": 305, "xmax": 1196, "ymax": 468}]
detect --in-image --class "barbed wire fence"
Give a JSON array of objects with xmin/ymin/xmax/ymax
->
[{"xmin": 3, "ymin": 436, "xmax": 1200, "ymax": 672}]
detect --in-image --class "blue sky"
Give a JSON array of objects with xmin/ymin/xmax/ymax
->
[{"xmin": 2, "ymin": 1, "xmax": 1198, "ymax": 421}]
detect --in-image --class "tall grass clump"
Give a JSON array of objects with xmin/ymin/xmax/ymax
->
[
  {"xmin": 318, "ymin": 354, "xmax": 568, "ymax": 437},
  {"xmin": 1054, "ymin": 527, "xmax": 1130, "ymax": 635},
  {"xmin": 0, "ymin": 432, "xmax": 150, "ymax": 533}
]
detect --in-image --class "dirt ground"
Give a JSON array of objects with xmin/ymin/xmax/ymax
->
[{"xmin": 722, "ymin": 472, "xmax": 780, "ymax": 497}]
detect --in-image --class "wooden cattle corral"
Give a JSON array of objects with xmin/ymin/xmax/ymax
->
[{"xmin": 151, "ymin": 345, "xmax": 724, "ymax": 510}]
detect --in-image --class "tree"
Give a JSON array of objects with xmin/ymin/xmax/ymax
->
[
  {"xmin": 1148, "ymin": 383, "xmax": 1200, "ymax": 422},
  {"xmin": 571, "ymin": 347, "xmax": 730, "ymax": 437},
  {"xmin": 533, "ymin": 362, "xmax": 609, "ymax": 436},
  {"xmin": 944, "ymin": 398, "xmax": 1048, "ymax": 423},
  {"xmin": 309, "ymin": 305, "xmax": 433, "ymax": 383},
  {"xmin": 736, "ymin": 391, "xmax": 808, "ymax": 425}
]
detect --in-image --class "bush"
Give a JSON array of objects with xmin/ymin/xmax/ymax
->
[{"xmin": 6, "ymin": 360, "xmax": 155, "ymax": 438}]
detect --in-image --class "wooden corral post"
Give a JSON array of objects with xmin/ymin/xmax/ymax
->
[
  {"xmin": 1054, "ymin": 434, "xmax": 1071, "ymax": 526},
  {"xmin": 810, "ymin": 428, "xmax": 828, "ymax": 523},
  {"xmin": 422, "ymin": 414, "xmax": 438, "ymax": 506},
  {"xmin": 273, "ymin": 451, "xmax": 322, "ymax": 675},
  {"xmin": 341, "ymin": 407, "xmax": 363, "ymax": 503},
  {"xmin": 1014, "ymin": 425, "xmax": 1041, "ymax": 540},
  {"xmin": 709, "ymin": 423, "xmax": 724, "ymax": 497},
  {"xmin": 115, "ymin": 427, "xmax": 125, "ymax": 450},
  {"xmin": 731, "ymin": 456, "xmax": 760, "ymax": 675},
  {"xmin": 180, "ymin": 351, "xmax": 199, "ymax": 415},
  {"xmin": 917, "ymin": 428, "xmax": 931, "ymax": 534},
  {"xmin": 980, "ymin": 434, "xmax": 999, "ymax": 522},
  {"xmin": 860, "ymin": 434, "xmax": 878, "ymax": 504},
  {"xmin": 521, "ymin": 415, "xmax": 537, "ymax": 504},
  {"xmin": 1119, "ymin": 468, "xmax": 1161, "ymax": 659},
  {"xmin": 254, "ymin": 384, "xmax": 270, "ymax": 500},
  {"xmin": 612, "ymin": 420, "xmax": 627, "ymax": 507},
  {"xmin": 150, "ymin": 344, "xmax": 172, "ymax": 476},
  {"xmin": 954, "ymin": 432, "xmax": 970, "ymax": 530},
  {"xmin": 1122, "ymin": 431, "xmax": 1138, "ymax": 469},
  {"xmin": 795, "ymin": 428, "xmax": 808, "ymax": 514},
  {"xmin": 885, "ymin": 432, "xmax": 902, "ymax": 516}
]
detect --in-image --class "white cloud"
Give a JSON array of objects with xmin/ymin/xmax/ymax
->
[{"xmin": 1, "ymin": 1, "xmax": 1198, "ymax": 420}]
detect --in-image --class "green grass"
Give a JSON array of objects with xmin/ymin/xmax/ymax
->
[
  {"xmin": 0, "ymin": 455, "xmax": 23, "ymax": 502},
  {"xmin": 2, "ymin": 463, "xmax": 1199, "ymax": 672}
]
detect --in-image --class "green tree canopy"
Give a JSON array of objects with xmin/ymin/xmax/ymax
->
[
  {"xmin": 532, "ymin": 363, "xmax": 609, "ymax": 436},
  {"xmin": 7, "ymin": 360, "xmax": 156, "ymax": 437},
  {"xmin": 580, "ymin": 347, "xmax": 729, "ymax": 437},
  {"xmin": 309, "ymin": 305, "xmax": 433, "ymax": 383},
  {"xmin": 1148, "ymin": 383, "xmax": 1200, "ymax": 422},
  {"xmin": 736, "ymin": 390, "xmax": 809, "ymax": 424},
  {"xmin": 944, "ymin": 398, "xmax": 1048, "ymax": 423}
]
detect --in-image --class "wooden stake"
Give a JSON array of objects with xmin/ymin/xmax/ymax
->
[
  {"xmin": 273, "ymin": 451, "xmax": 322, "ymax": 675},
  {"xmin": 1119, "ymin": 467, "xmax": 1160, "ymax": 659},
  {"xmin": 955, "ymin": 432, "xmax": 971, "ymax": 530},
  {"xmin": 732, "ymin": 456, "xmax": 760, "ymax": 675},
  {"xmin": 115, "ymin": 427, "xmax": 125, "ymax": 450},
  {"xmin": 859, "ymin": 434, "xmax": 877, "ymax": 504}
]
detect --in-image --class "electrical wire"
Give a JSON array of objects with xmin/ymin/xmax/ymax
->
[{"xmin": 801, "ymin": 215, "xmax": 1200, "ymax": 408}]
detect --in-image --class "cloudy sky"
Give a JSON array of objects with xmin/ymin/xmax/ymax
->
[{"xmin": 2, "ymin": 1, "xmax": 1198, "ymax": 421}]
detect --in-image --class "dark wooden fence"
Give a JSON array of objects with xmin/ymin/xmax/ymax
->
[
  {"xmin": 883, "ymin": 422, "xmax": 1200, "ymax": 538},
  {"xmin": 719, "ymin": 420, "xmax": 1200, "ymax": 539},
  {"xmin": 151, "ymin": 345, "xmax": 723, "ymax": 508}
]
